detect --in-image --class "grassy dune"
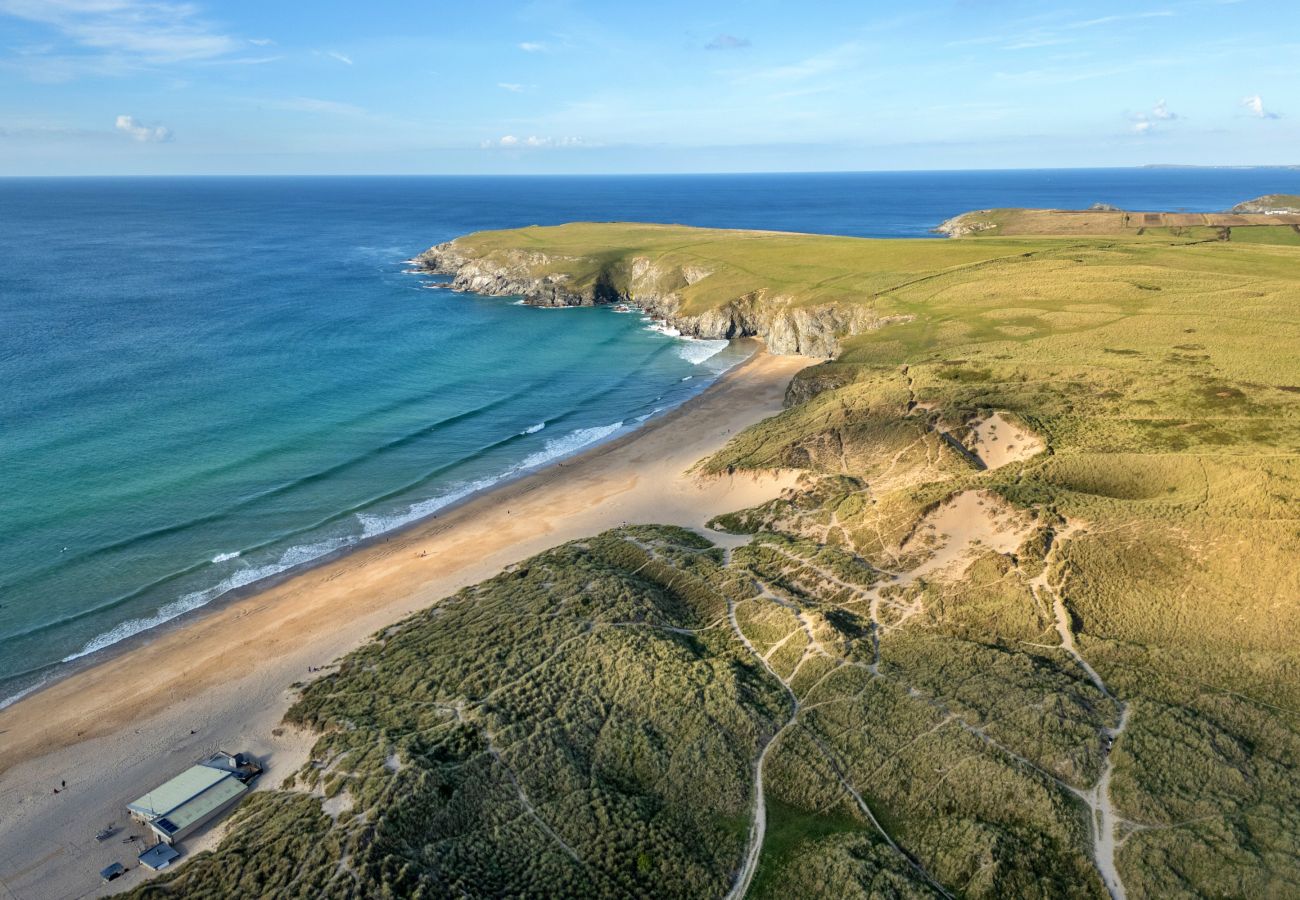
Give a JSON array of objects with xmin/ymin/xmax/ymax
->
[{"xmin": 133, "ymin": 224, "xmax": 1300, "ymax": 898}]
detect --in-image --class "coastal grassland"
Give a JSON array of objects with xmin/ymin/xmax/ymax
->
[
  {"xmin": 133, "ymin": 225, "xmax": 1300, "ymax": 898},
  {"xmin": 702, "ymin": 232, "xmax": 1300, "ymax": 897},
  {"xmin": 937, "ymin": 207, "xmax": 1300, "ymax": 239},
  {"xmin": 439, "ymin": 221, "xmax": 1052, "ymax": 317}
]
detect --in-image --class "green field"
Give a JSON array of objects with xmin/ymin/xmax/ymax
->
[{"xmin": 132, "ymin": 223, "xmax": 1300, "ymax": 898}]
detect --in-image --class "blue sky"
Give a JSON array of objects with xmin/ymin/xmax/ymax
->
[{"xmin": 0, "ymin": 0, "xmax": 1295, "ymax": 174}]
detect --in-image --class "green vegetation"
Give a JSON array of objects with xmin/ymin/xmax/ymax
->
[
  {"xmin": 440, "ymin": 220, "xmax": 1043, "ymax": 316},
  {"xmin": 135, "ymin": 221, "xmax": 1300, "ymax": 898},
  {"xmin": 937, "ymin": 207, "xmax": 1300, "ymax": 241},
  {"xmin": 1231, "ymin": 193, "xmax": 1300, "ymax": 214}
]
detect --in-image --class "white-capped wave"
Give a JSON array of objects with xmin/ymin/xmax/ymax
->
[
  {"xmin": 675, "ymin": 338, "xmax": 728, "ymax": 365},
  {"xmin": 646, "ymin": 321, "xmax": 681, "ymax": 337},
  {"xmin": 0, "ymin": 677, "xmax": 49, "ymax": 711},
  {"xmin": 518, "ymin": 421, "xmax": 624, "ymax": 470},
  {"xmin": 681, "ymin": 375, "xmax": 693, "ymax": 382},
  {"xmin": 356, "ymin": 480, "xmax": 496, "ymax": 539},
  {"xmin": 522, "ymin": 422, "xmax": 546, "ymax": 434},
  {"xmin": 356, "ymin": 421, "xmax": 625, "ymax": 540},
  {"xmin": 53, "ymin": 418, "xmax": 628, "ymax": 674},
  {"xmin": 63, "ymin": 537, "xmax": 354, "ymax": 664}
]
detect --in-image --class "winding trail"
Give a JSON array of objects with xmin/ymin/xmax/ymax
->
[
  {"xmin": 1030, "ymin": 522, "xmax": 1131, "ymax": 900},
  {"xmin": 724, "ymin": 596, "xmax": 801, "ymax": 900}
]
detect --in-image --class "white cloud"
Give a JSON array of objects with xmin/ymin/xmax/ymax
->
[
  {"xmin": 0, "ymin": 0, "xmax": 237, "ymax": 64},
  {"xmin": 497, "ymin": 82, "xmax": 526, "ymax": 92},
  {"xmin": 518, "ymin": 41, "xmax": 545, "ymax": 52},
  {"xmin": 1131, "ymin": 98, "xmax": 1179, "ymax": 134},
  {"xmin": 1241, "ymin": 93, "xmax": 1280, "ymax": 119},
  {"xmin": 483, "ymin": 134, "xmax": 585, "ymax": 149},
  {"xmin": 248, "ymin": 37, "xmax": 275, "ymax": 47},
  {"xmin": 115, "ymin": 114, "xmax": 172, "ymax": 142},
  {"xmin": 326, "ymin": 50, "xmax": 353, "ymax": 65}
]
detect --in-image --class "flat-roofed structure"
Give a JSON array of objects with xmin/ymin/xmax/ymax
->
[
  {"xmin": 127, "ymin": 751, "xmax": 259, "ymax": 845},
  {"xmin": 138, "ymin": 843, "xmax": 181, "ymax": 871}
]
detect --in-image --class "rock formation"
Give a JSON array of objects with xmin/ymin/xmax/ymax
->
[{"xmin": 415, "ymin": 241, "xmax": 908, "ymax": 358}]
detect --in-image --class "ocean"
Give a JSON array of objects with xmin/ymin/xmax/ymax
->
[{"xmin": 2, "ymin": 167, "xmax": 1297, "ymax": 704}]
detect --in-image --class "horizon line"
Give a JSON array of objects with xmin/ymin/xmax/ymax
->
[{"xmin": 2, "ymin": 163, "xmax": 1299, "ymax": 179}]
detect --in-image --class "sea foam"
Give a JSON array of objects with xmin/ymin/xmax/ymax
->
[
  {"xmin": 57, "ymin": 419, "xmax": 632, "ymax": 668},
  {"xmin": 518, "ymin": 421, "xmax": 624, "ymax": 470},
  {"xmin": 63, "ymin": 537, "xmax": 354, "ymax": 664},
  {"xmin": 675, "ymin": 338, "xmax": 728, "ymax": 365}
]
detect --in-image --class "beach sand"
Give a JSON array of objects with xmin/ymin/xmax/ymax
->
[{"xmin": 0, "ymin": 347, "xmax": 814, "ymax": 899}]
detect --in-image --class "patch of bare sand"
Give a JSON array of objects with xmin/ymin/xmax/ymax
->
[
  {"xmin": 901, "ymin": 489, "xmax": 1036, "ymax": 580},
  {"xmin": 967, "ymin": 411, "xmax": 1045, "ymax": 470},
  {"xmin": 0, "ymin": 347, "xmax": 814, "ymax": 900}
]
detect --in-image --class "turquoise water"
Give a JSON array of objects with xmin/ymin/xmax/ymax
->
[
  {"xmin": 3, "ymin": 169, "xmax": 1297, "ymax": 704},
  {"xmin": 0, "ymin": 178, "xmax": 750, "ymax": 702}
]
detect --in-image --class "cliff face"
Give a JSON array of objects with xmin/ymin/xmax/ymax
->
[{"xmin": 415, "ymin": 241, "xmax": 907, "ymax": 358}]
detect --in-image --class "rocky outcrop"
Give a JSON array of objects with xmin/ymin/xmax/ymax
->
[
  {"xmin": 1230, "ymin": 194, "xmax": 1300, "ymax": 214},
  {"xmin": 415, "ymin": 240, "xmax": 910, "ymax": 358},
  {"xmin": 933, "ymin": 211, "xmax": 998, "ymax": 237}
]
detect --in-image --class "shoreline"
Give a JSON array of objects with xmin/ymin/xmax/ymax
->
[
  {"xmin": 0, "ymin": 346, "xmax": 814, "ymax": 900},
  {"xmin": 0, "ymin": 339, "xmax": 742, "ymax": 713}
]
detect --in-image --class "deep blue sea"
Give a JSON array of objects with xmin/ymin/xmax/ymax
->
[{"xmin": 2, "ymin": 168, "xmax": 1297, "ymax": 704}]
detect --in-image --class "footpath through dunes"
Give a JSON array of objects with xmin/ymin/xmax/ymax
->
[
  {"xmin": 0, "ymin": 349, "xmax": 813, "ymax": 900},
  {"xmin": 89, "ymin": 220, "xmax": 1300, "ymax": 899}
]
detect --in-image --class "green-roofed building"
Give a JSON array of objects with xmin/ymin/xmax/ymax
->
[{"xmin": 126, "ymin": 752, "xmax": 259, "ymax": 845}]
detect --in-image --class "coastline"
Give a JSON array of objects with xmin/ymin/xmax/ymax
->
[
  {"xmin": 0, "ymin": 337, "xmax": 742, "ymax": 714},
  {"xmin": 0, "ymin": 346, "xmax": 814, "ymax": 900}
]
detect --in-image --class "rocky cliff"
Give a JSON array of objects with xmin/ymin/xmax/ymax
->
[
  {"xmin": 414, "ymin": 240, "xmax": 907, "ymax": 358},
  {"xmin": 933, "ymin": 210, "xmax": 1000, "ymax": 237}
]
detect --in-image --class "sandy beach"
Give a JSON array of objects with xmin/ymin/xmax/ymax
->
[{"xmin": 0, "ymin": 347, "xmax": 813, "ymax": 900}]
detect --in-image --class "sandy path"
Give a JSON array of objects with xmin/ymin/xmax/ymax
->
[
  {"xmin": 1031, "ymin": 522, "xmax": 1131, "ymax": 900},
  {"xmin": 723, "ymin": 590, "xmax": 799, "ymax": 900},
  {"xmin": 0, "ymin": 348, "xmax": 813, "ymax": 900}
]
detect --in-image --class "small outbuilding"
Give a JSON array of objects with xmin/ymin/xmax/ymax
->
[
  {"xmin": 138, "ymin": 843, "xmax": 181, "ymax": 871},
  {"xmin": 99, "ymin": 862, "xmax": 126, "ymax": 884}
]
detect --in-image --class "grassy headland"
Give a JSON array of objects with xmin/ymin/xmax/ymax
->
[{"xmin": 133, "ymin": 218, "xmax": 1300, "ymax": 898}]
